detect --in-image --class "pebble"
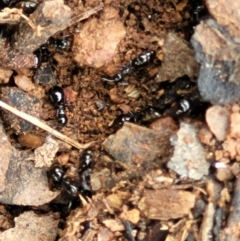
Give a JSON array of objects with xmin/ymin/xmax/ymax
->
[{"xmin": 206, "ymin": 105, "xmax": 229, "ymax": 141}]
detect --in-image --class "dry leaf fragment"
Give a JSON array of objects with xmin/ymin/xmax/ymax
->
[{"xmin": 34, "ymin": 135, "xmax": 59, "ymax": 168}]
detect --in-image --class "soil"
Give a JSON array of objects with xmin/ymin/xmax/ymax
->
[{"xmin": 0, "ymin": 0, "xmax": 239, "ymax": 241}]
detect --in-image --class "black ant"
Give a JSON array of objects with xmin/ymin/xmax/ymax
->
[
  {"xmin": 0, "ymin": 1, "xmax": 38, "ymax": 14},
  {"xmin": 48, "ymin": 149, "xmax": 93, "ymax": 198},
  {"xmin": 110, "ymin": 106, "xmax": 162, "ymax": 130},
  {"xmin": 48, "ymin": 36, "xmax": 73, "ymax": 51},
  {"xmin": 15, "ymin": 1, "xmax": 38, "ymax": 15},
  {"xmin": 49, "ymin": 86, "xmax": 68, "ymax": 125},
  {"xmin": 102, "ymin": 50, "xmax": 157, "ymax": 83}
]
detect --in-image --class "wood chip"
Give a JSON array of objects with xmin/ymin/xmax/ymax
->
[{"xmin": 138, "ymin": 189, "xmax": 195, "ymax": 220}]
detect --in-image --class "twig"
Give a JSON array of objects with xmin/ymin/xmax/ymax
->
[
  {"xmin": 0, "ymin": 100, "xmax": 94, "ymax": 150},
  {"xmin": 68, "ymin": 3, "xmax": 104, "ymax": 28}
]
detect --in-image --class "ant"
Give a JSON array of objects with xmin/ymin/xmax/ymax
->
[
  {"xmin": 102, "ymin": 50, "xmax": 157, "ymax": 83},
  {"xmin": 48, "ymin": 149, "xmax": 93, "ymax": 198},
  {"xmin": 0, "ymin": 1, "xmax": 38, "ymax": 15},
  {"xmin": 49, "ymin": 86, "xmax": 68, "ymax": 125}
]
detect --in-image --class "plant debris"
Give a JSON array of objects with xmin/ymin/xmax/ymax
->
[
  {"xmin": 138, "ymin": 189, "xmax": 195, "ymax": 220},
  {"xmin": 1, "ymin": 0, "xmax": 240, "ymax": 240}
]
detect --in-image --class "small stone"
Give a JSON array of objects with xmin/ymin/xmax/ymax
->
[
  {"xmin": 215, "ymin": 150, "xmax": 223, "ymax": 160},
  {"xmin": 198, "ymin": 126, "xmax": 213, "ymax": 146},
  {"xmin": 215, "ymin": 165, "xmax": 233, "ymax": 182},
  {"xmin": 103, "ymin": 122, "xmax": 172, "ymax": 168},
  {"xmin": 14, "ymin": 75, "xmax": 34, "ymax": 92},
  {"xmin": 224, "ymin": 137, "xmax": 237, "ymax": 159},
  {"xmin": 149, "ymin": 116, "xmax": 178, "ymax": 135},
  {"xmin": 206, "ymin": 106, "xmax": 229, "ymax": 141},
  {"xmin": 167, "ymin": 122, "xmax": 210, "ymax": 180}
]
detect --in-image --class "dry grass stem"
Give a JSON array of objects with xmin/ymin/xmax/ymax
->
[{"xmin": 0, "ymin": 100, "xmax": 94, "ymax": 150}]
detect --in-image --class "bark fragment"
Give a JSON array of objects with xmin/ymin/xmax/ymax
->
[{"xmin": 138, "ymin": 189, "xmax": 195, "ymax": 220}]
